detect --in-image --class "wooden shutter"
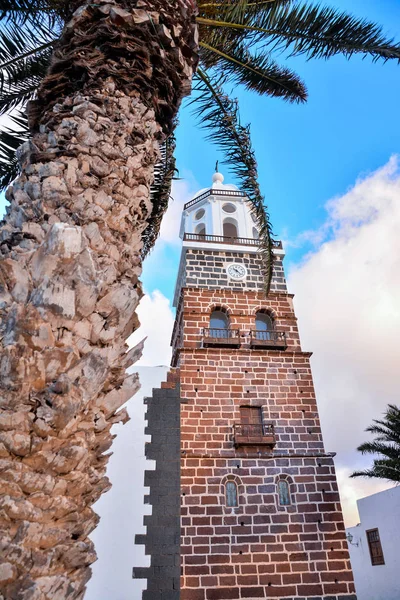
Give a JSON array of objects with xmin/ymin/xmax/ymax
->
[
  {"xmin": 366, "ymin": 529, "xmax": 385, "ymax": 566},
  {"xmin": 240, "ymin": 406, "xmax": 262, "ymax": 425}
]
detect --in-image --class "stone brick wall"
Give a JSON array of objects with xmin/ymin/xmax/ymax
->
[
  {"xmin": 180, "ymin": 453, "xmax": 355, "ymax": 599},
  {"xmin": 133, "ymin": 372, "xmax": 181, "ymax": 600},
  {"xmin": 175, "ymin": 248, "xmax": 287, "ymax": 300},
  {"xmin": 178, "ymin": 285, "xmax": 356, "ymax": 599},
  {"xmin": 137, "ymin": 238, "xmax": 356, "ymax": 600},
  {"xmin": 179, "ymin": 347, "xmax": 324, "ymax": 458}
]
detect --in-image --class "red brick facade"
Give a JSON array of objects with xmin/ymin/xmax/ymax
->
[{"xmin": 173, "ymin": 278, "xmax": 356, "ymax": 599}]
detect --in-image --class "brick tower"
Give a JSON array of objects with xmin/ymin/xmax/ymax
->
[{"xmin": 134, "ymin": 172, "xmax": 356, "ymax": 600}]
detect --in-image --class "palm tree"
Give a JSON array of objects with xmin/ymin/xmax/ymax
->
[
  {"xmin": 351, "ymin": 404, "xmax": 400, "ymax": 483},
  {"xmin": 0, "ymin": 1, "xmax": 399, "ymax": 598}
]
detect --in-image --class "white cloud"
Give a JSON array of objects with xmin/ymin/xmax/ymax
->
[
  {"xmin": 128, "ymin": 290, "xmax": 175, "ymax": 367},
  {"xmin": 157, "ymin": 175, "xmax": 199, "ymax": 244},
  {"xmin": 336, "ymin": 466, "xmax": 392, "ymax": 527},
  {"xmin": 288, "ymin": 156, "xmax": 400, "ymax": 526}
]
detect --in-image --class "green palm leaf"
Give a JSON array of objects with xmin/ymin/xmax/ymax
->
[
  {"xmin": 351, "ymin": 404, "xmax": 400, "ymax": 483},
  {"xmin": 142, "ymin": 135, "xmax": 177, "ymax": 258},
  {"xmin": 0, "ymin": 110, "xmax": 28, "ymax": 188},
  {"xmin": 0, "ymin": 0, "xmax": 60, "ymax": 29},
  {"xmin": 200, "ymin": 41, "xmax": 307, "ymax": 101},
  {"xmin": 221, "ymin": 2, "xmax": 400, "ymax": 61},
  {"xmin": 191, "ymin": 68, "xmax": 276, "ymax": 293}
]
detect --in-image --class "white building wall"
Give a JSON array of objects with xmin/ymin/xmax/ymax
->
[
  {"xmin": 86, "ymin": 365, "xmax": 168, "ymax": 600},
  {"xmin": 346, "ymin": 486, "xmax": 400, "ymax": 600}
]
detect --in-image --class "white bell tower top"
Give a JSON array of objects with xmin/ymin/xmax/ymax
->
[
  {"xmin": 173, "ymin": 170, "xmax": 285, "ymax": 307},
  {"xmin": 179, "ymin": 171, "xmax": 260, "ymax": 243}
]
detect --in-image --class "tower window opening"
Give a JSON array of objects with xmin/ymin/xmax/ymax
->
[
  {"xmin": 195, "ymin": 223, "xmax": 206, "ymax": 236},
  {"xmin": 277, "ymin": 479, "xmax": 291, "ymax": 506},
  {"xmin": 223, "ymin": 219, "xmax": 238, "ymax": 238},
  {"xmin": 195, "ymin": 208, "xmax": 205, "ymax": 220},
  {"xmin": 255, "ymin": 311, "xmax": 274, "ymax": 341},
  {"xmin": 225, "ymin": 481, "xmax": 238, "ymax": 507},
  {"xmin": 252, "ymin": 227, "xmax": 259, "ymax": 240},
  {"xmin": 209, "ymin": 308, "xmax": 229, "ymax": 338}
]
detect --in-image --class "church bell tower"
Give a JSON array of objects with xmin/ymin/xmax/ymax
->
[{"xmin": 134, "ymin": 173, "xmax": 357, "ymax": 600}]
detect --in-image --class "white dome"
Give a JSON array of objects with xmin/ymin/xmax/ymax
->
[
  {"xmin": 212, "ymin": 172, "xmax": 224, "ymax": 185},
  {"xmin": 190, "ymin": 171, "xmax": 240, "ymax": 200}
]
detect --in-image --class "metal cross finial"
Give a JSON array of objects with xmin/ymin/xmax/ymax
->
[{"xmin": 215, "ymin": 160, "xmax": 219, "ymax": 173}]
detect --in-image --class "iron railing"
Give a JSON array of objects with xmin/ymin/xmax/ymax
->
[
  {"xmin": 249, "ymin": 330, "xmax": 287, "ymax": 349},
  {"xmin": 203, "ymin": 327, "xmax": 240, "ymax": 339},
  {"xmin": 184, "ymin": 188, "xmax": 245, "ymax": 210},
  {"xmin": 234, "ymin": 423, "xmax": 276, "ymax": 446},
  {"xmin": 184, "ymin": 232, "xmax": 282, "ymax": 249},
  {"xmin": 202, "ymin": 328, "xmax": 241, "ymax": 347}
]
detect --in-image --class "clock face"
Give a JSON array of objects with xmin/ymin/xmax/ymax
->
[{"xmin": 226, "ymin": 263, "xmax": 247, "ymax": 280}]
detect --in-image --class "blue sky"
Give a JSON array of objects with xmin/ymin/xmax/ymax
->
[
  {"xmin": 142, "ymin": 0, "xmax": 400, "ymax": 300},
  {"xmin": 1, "ymin": 0, "xmax": 399, "ymax": 300},
  {"xmin": 0, "ymin": 0, "xmax": 399, "ymax": 526}
]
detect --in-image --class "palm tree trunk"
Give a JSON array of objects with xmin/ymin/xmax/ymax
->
[{"xmin": 0, "ymin": 1, "xmax": 198, "ymax": 598}]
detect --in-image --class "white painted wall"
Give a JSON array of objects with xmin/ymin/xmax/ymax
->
[
  {"xmin": 85, "ymin": 365, "xmax": 168, "ymax": 600},
  {"xmin": 346, "ymin": 486, "xmax": 400, "ymax": 600}
]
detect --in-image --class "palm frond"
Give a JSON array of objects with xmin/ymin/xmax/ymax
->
[
  {"xmin": 0, "ymin": 0, "xmax": 60, "ymax": 29},
  {"xmin": 200, "ymin": 40, "xmax": 307, "ymax": 102},
  {"xmin": 198, "ymin": 1, "xmax": 292, "ymax": 23},
  {"xmin": 0, "ymin": 18, "xmax": 56, "ymax": 82},
  {"xmin": 352, "ymin": 404, "xmax": 400, "ymax": 483},
  {"xmin": 141, "ymin": 135, "xmax": 177, "ymax": 258},
  {"xmin": 241, "ymin": 3, "xmax": 400, "ymax": 62},
  {"xmin": 191, "ymin": 68, "xmax": 275, "ymax": 293},
  {"xmin": 0, "ymin": 111, "xmax": 28, "ymax": 189},
  {"xmin": 350, "ymin": 460, "xmax": 400, "ymax": 483},
  {"xmin": 364, "ymin": 423, "xmax": 400, "ymax": 446},
  {"xmin": 0, "ymin": 17, "xmax": 56, "ymax": 115},
  {"xmin": 0, "ymin": 77, "xmax": 41, "ymax": 115},
  {"xmin": 356, "ymin": 441, "xmax": 400, "ymax": 461}
]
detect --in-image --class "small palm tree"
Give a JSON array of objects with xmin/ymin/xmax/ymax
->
[
  {"xmin": 351, "ymin": 404, "xmax": 400, "ymax": 483},
  {"xmin": 0, "ymin": 1, "xmax": 399, "ymax": 598}
]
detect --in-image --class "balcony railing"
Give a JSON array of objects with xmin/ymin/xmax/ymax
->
[
  {"xmin": 202, "ymin": 328, "xmax": 241, "ymax": 348},
  {"xmin": 234, "ymin": 423, "xmax": 276, "ymax": 447},
  {"xmin": 184, "ymin": 188, "xmax": 245, "ymax": 210},
  {"xmin": 184, "ymin": 232, "xmax": 283, "ymax": 249},
  {"xmin": 249, "ymin": 330, "xmax": 287, "ymax": 350}
]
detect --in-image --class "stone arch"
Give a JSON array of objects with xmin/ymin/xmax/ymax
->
[
  {"xmin": 252, "ymin": 306, "xmax": 277, "ymax": 320},
  {"xmin": 207, "ymin": 303, "xmax": 233, "ymax": 316}
]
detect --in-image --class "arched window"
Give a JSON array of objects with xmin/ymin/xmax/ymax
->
[
  {"xmin": 277, "ymin": 479, "xmax": 291, "ymax": 506},
  {"xmin": 252, "ymin": 227, "xmax": 259, "ymax": 240},
  {"xmin": 210, "ymin": 309, "xmax": 229, "ymax": 338},
  {"xmin": 255, "ymin": 311, "xmax": 274, "ymax": 340},
  {"xmin": 195, "ymin": 223, "xmax": 206, "ymax": 236},
  {"xmin": 226, "ymin": 481, "xmax": 238, "ymax": 507},
  {"xmin": 223, "ymin": 219, "xmax": 238, "ymax": 239}
]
